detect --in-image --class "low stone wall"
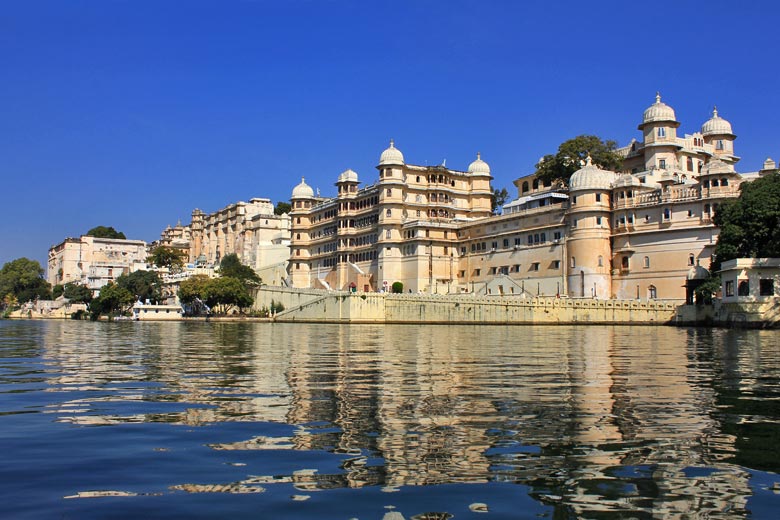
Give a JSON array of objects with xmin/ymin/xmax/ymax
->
[
  {"xmin": 253, "ymin": 286, "xmax": 680, "ymax": 324},
  {"xmin": 675, "ymin": 299, "xmax": 780, "ymax": 328},
  {"xmin": 385, "ymin": 294, "xmax": 678, "ymax": 324}
]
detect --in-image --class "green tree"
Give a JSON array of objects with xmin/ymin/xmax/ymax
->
[
  {"xmin": 274, "ymin": 201, "xmax": 292, "ymax": 215},
  {"xmin": 63, "ymin": 283, "xmax": 92, "ymax": 303},
  {"xmin": 534, "ymin": 135, "xmax": 622, "ymax": 185},
  {"xmin": 692, "ymin": 172, "xmax": 780, "ymax": 304},
  {"xmin": 219, "ymin": 254, "xmax": 260, "ymax": 287},
  {"xmin": 713, "ymin": 172, "xmax": 780, "ymax": 270},
  {"xmin": 203, "ymin": 276, "xmax": 253, "ymax": 313},
  {"xmin": 391, "ymin": 281, "xmax": 403, "ymax": 294},
  {"xmin": 116, "ymin": 270, "xmax": 161, "ymax": 303},
  {"xmin": 89, "ymin": 282, "xmax": 134, "ymax": 320},
  {"xmin": 2, "ymin": 294, "xmax": 19, "ymax": 313},
  {"xmin": 492, "ymin": 187, "xmax": 510, "ymax": 213},
  {"xmin": 86, "ymin": 226, "xmax": 126, "ymax": 239},
  {"xmin": 178, "ymin": 274, "xmax": 211, "ymax": 305},
  {"xmin": 52, "ymin": 284, "xmax": 64, "ymax": 299},
  {"xmin": 0, "ymin": 257, "xmax": 52, "ymax": 305},
  {"xmin": 147, "ymin": 246, "xmax": 187, "ymax": 272}
]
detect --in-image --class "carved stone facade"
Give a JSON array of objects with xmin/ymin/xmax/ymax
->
[
  {"xmin": 288, "ymin": 95, "xmax": 774, "ymax": 300},
  {"xmin": 157, "ymin": 198, "xmax": 291, "ymax": 281}
]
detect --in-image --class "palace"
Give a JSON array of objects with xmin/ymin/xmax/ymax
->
[
  {"xmin": 156, "ymin": 198, "xmax": 292, "ymax": 285},
  {"xmin": 288, "ymin": 94, "xmax": 777, "ymax": 300}
]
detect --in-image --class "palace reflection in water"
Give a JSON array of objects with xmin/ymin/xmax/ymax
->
[{"xmin": 12, "ymin": 321, "xmax": 780, "ymax": 518}]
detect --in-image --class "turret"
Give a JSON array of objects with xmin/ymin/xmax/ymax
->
[
  {"xmin": 289, "ymin": 178, "xmax": 316, "ymax": 287},
  {"xmin": 638, "ymin": 93, "xmax": 681, "ymax": 172},
  {"xmin": 566, "ymin": 157, "xmax": 616, "ymax": 298},
  {"xmin": 701, "ymin": 106, "xmax": 738, "ymax": 164}
]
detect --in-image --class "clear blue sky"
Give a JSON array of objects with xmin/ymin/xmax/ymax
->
[{"xmin": 2, "ymin": 0, "xmax": 778, "ymax": 268}]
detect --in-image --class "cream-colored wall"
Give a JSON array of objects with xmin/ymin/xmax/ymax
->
[
  {"xmin": 253, "ymin": 286, "xmax": 678, "ymax": 324},
  {"xmin": 47, "ymin": 236, "xmax": 147, "ymax": 289},
  {"xmin": 612, "ymin": 228, "xmax": 715, "ymax": 300}
]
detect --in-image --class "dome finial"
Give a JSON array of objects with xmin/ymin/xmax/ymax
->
[
  {"xmin": 585, "ymin": 154, "xmax": 593, "ymax": 167},
  {"xmin": 477, "ymin": 151, "xmax": 481, "ymax": 160},
  {"xmin": 379, "ymin": 139, "xmax": 404, "ymax": 166},
  {"xmin": 713, "ymin": 106, "xmax": 718, "ymax": 117},
  {"xmin": 655, "ymin": 91, "xmax": 661, "ymax": 104}
]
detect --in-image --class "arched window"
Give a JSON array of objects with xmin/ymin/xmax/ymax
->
[
  {"xmin": 688, "ymin": 254, "xmax": 695, "ymax": 266},
  {"xmin": 621, "ymin": 256, "xmax": 629, "ymax": 269},
  {"xmin": 532, "ymin": 179, "xmax": 539, "ymax": 190},
  {"xmin": 386, "ymin": 209, "xmax": 392, "ymax": 217},
  {"xmin": 657, "ymin": 127, "xmax": 666, "ymax": 138},
  {"xmin": 522, "ymin": 181, "xmax": 529, "ymax": 193},
  {"xmin": 687, "ymin": 157, "xmax": 693, "ymax": 171},
  {"xmin": 648, "ymin": 285, "xmax": 657, "ymax": 299},
  {"xmin": 644, "ymin": 256, "xmax": 650, "ymax": 268},
  {"xmin": 598, "ymin": 255, "xmax": 603, "ymax": 267}
]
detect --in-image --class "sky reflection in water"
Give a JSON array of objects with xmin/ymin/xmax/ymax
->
[{"xmin": 1, "ymin": 320, "xmax": 779, "ymax": 519}]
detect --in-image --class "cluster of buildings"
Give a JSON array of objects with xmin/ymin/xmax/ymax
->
[
  {"xmin": 47, "ymin": 198, "xmax": 291, "ymax": 294},
  {"xmin": 288, "ymin": 94, "xmax": 777, "ymax": 301},
  {"xmin": 47, "ymin": 94, "xmax": 779, "ymax": 303}
]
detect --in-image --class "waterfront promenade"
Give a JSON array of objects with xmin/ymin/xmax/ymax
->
[{"xmin": 254, "ymin": 286, "xmax": 680, "ymax": 325}]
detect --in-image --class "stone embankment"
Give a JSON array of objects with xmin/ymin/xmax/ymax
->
[
  {"xmin": 675, "ymin": 299, "xmax": 780, "ymax": 328},
  {"xmin": 253, "ymin": 286, "xmax": 679, "ymax": 325}
]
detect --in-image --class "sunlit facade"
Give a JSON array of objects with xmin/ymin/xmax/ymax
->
[
  {"xmin": 47, "ymin": 235, "xmax": 147, "ymax": 292},
  {"xmin": 288, "ymin": 95, "xmax": 777, "ymax": 300},
  {"xmin": 157, "ymin": 197, "xmax": 291, "ymax": 278}
]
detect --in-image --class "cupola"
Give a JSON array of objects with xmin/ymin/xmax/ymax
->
[
  {"xmin": 467, "ymin": 152, "xmax": 491, "ymax": 175},
  {"xmin": 378, "ymin": 139, "xmax": 404, "ymax": 166},
  {"xmin": 337, "ymin": 169, "xmax": 359, "ymax": 184},
  {"xmin": 639, "ymin": 92, "xmax": 679, "ymax": 129},
  {"xmin": 701, "ymin": 107, "xmax": 735, "ymax": 137},
  {"xmin": 291, "ymin": 177, "xmax": 315, "ymax": 199}
]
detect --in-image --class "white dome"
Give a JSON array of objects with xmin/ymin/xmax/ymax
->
[
  {"xmin": 378, "ymin": 139, "xmax": 404, "ymax": 166},
  {"xmin": 568, "ymin": 156, "xmax": 618, "ymax": 191},
  {"xmin": 642, "ymin": 92, "xmax": 677, "ymax": 125},
  {"xmin": 687, "ymin": 265, "xmax": 709, "ymax": 280},
  {"xmin": 701, "ymin": 107, "xmax": 734, "ymax": 136},
  {"xmin": 291, "ymin": 177, "xmax": 314, "ymax": 198},
  {"xmin": 337, "ymin": 169, "xmax": 359, "ymax": 183},
  {"xmin": 614, "ymin": 173, "xmax": 641, "ymax": 188},
  {"xmin": 467, "ymin": 152, "xmax": 491, "ymax": 175}
]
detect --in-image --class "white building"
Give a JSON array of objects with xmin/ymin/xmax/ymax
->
[
  {"xmin": 719, "ymin": 258, "xmax": 780, "ymax": 303},
  {"xmin": 47, "ymin": 235, "xmax": 147, "ymax": 292}
]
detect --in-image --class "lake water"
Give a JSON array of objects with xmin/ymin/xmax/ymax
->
[{"xmin": 1, "ymin": 320, "xmax": 779, "ymax": 519}]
